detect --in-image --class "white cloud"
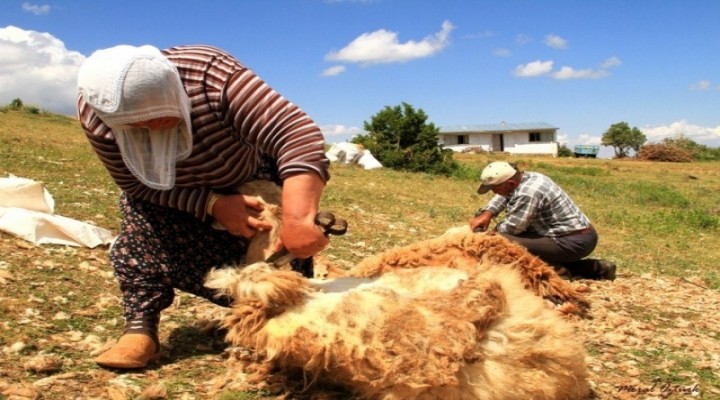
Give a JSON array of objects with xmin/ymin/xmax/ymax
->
[
  {"xmin": 514, "ymin": 56, "xmax": 621, "ymax": 80},
  {"xmin": 600, "ymin": 56, "xmax": 622, "ymax": 69},
  {"xmin": 0, "ymin": 26, "xmax": 85, "ymax": 115},
  {"xmin": 576, "ymin": 134, "xmax": 602, "ymax": 145},
  {"xmin": 553, "ymin": 56, "xmax": 620, "ymax": 80},
  {"xmin": 325, "ymin": 20, "xmax": 455, "ymax": 64},
  {"xmin": 513, "ymin": 60, "xmax": 553, "ymax": 77},
  {"xmin": 553, "ymin": 66, "xmax": 608, "ymax": 80},
  {"xmin": 462, "ymin": 30, "xmax": 496, "ymax": 40},
  {"xmin": 543, "ymin": 34, "xmax": 567, "ymax": 49},
  {"xmin": 321, "ymin": 65, "xmax": 346, "ymax": 77},
  {"xmin": 515, "ymin": 34, "xmax": 532, "ymax": 46},
  {"xmin": 642, "ymin": 120, "xmax": 720, "ymax": 146},
  {"xmin": 319, "ymin": 124, "xmax": 364, "ymax": 143},
  {"xmin": 22, "ymin": 2, "xmax": 50, "ymax": 15},
  {"xmin": 493, "ymin": 48, "xmax": 511, "ymax": 57},
  {"xmin": 689, "ymin": 80, "xmax": 711, "ymax": 91}
]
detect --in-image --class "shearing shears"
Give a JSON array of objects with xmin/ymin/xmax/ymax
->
[{"xmin": 265, "ymin": 211, "xmax": 348, "ymax": 266}]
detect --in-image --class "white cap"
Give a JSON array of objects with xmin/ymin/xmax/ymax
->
[{"xmin": 477, "ymin": 161, "xmax": 517, "ymax": 194}]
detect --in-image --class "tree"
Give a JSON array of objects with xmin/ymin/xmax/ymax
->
[
  {"xmin": 601, "ymin": 122, "xmax": 646, "ymax": 158},
  {"xmin": 352, "ymin": 102, "xmax": 459, "ymax": 176}
]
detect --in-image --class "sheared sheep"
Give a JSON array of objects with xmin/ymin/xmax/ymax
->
[
  {"xmin": 349, "ymin": 227, "xmax": 589, "ymax": 315},
  {"xmin": 229, "ymin": 181, "xmax": 588, "ymax": 314},
  {"xmin": 204, "ymin": 180, "xmax": 591, "ymax": 398},
  {"xmin": 206, "ymin": 261, "xmax": 590, "ymax": 399}
]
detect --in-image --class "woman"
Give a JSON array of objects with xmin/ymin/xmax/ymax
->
[{"xmin": 77, "ymin": 44, "xmax": 330, "ymax": 368}]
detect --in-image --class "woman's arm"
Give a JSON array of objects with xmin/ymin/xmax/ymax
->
[{"xmin": 278, "ymin": 172, "xmax": 329, "ymax": 259}]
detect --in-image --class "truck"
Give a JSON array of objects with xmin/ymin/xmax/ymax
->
[{"xmin": 573, "ymin": 144, "xmax": 600, "ymax": 158}]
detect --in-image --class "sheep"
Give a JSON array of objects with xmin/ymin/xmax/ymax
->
[
  {"xmin": 349, "ymin": 227, "xmax": 589, "ymax": 315},
  {"xmin": 205, "ymin": 261, "xmax": 590, "ymax": 399},
  {"xmin": 204, "ymin": 180, "xmax": 591, "ymax": 399},
  {"xmin": 225, "ymin": 181, "xmax": 588, "ymax": 316}
]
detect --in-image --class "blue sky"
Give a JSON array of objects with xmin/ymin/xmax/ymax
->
[{"xmin": 2, "ymin": 0, "xmax": 719, "ymax": 156}]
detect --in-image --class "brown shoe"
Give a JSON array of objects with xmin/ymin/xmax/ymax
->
[{"xmin": 95, "ymin": 333, "xmax": 160, "ymax": 369}]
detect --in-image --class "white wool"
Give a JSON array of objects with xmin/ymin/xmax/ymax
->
[{"xmin": 214, "ymin": 264, "xmax": 589, "ymax": 399}]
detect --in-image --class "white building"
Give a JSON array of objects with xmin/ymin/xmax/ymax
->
[{"xmin": 438, "ymin": 122, "xmax": 559, "ymax": 156}]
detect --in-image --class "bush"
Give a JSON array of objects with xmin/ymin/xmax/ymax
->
[
  {"xmin": 557, "ymin": 144, "xmax": 573, "ymax": 157},
  {"xmin": 3, "ymin": 98, "xmax": 44, "ymax": 115},
  {"xmin": 24, "ymin": 105, "xmax": 41, "ymax": 115},
  {"xmin": 451, "ymin": 163, "xmax": 482, "ymax": 180},
  {"xmin": 663, "ymin": 135, "xmax": 720, "ymax": 161}
]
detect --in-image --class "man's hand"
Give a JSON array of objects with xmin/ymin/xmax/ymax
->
[
  {"xmin": 470, "ymin": 210, "xmax": 494, "ymax": 233},
  {"xmin": 212, "ymin": 194, "xmax": 274, "ymax": 238}
]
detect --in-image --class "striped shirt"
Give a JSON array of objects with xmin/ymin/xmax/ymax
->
[
  {"xmin": 482, "ymin": 172, "xmax": 591, "ymax": 237},
  {"xmin": 77, "ymin": 45, "xmax": 329, "ymax": 220}
]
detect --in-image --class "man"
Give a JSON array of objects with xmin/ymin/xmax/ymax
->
[
  {"xmin": 469, "ymin": 161, "xmax": 616, "ymax": 280},
  {"xmin": 77, "ymin": 44, "xmax": 330, "ymax": 368}
]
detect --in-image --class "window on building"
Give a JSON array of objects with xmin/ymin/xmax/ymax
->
[
  {"xmin": 457, "ymin": 135, "xmax": 469, "ymax": 144},
  {"xmin": 529, "ymin": 132, "xmax": 541, "ymax": 142}
]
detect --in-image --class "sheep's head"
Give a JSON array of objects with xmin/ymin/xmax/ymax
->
[{"xmin": 205, "ymin": 262, "xmax": 311, "ymax": 308}]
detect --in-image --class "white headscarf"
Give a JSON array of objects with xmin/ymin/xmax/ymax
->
[{"xmin": 77, "ymin": 45, "xmax": 192, "ymax": 190}]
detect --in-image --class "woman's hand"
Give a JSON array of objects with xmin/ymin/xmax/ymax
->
[
  {"xmin": 278, "ymin": 173, "xmax": 329, "ymax": 259},
  {"xmin": 212, "ymin": 194, "xmax": 274, "ymax": 238}
]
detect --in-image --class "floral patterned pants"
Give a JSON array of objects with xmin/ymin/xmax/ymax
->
[{"xmin": 111, "ymin": 192, "xmax": 247, "ymax": 321}]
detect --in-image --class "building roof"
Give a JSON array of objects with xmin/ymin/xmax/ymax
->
[{"xmin": 439, "ymin": 122, "xmax": 558, "ymax": 134}]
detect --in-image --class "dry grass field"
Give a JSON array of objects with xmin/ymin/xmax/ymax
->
[{"xmin": 1, "ymin": 110, "xmax": 719, "ymax": 399}]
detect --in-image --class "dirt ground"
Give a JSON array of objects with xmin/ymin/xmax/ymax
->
[
  {"xmin": 1, "ymin": 240, "xmax": 719, "ymax": 400},
  {"xmin": 577, "ymin": 273, "xmax": 720, "ymax": 399}
]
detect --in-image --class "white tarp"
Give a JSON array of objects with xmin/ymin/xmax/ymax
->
[
  {"xmin": 326, "ymin": 143, "xmax": 383, "ymax": 170},
  {"xmin": 0, "ymin": 176, "xmax": 115, "ymax": 248}
]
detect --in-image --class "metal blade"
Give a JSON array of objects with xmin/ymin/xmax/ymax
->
[{"xmin": 264, "ymin": 248, "xmax": 295, "ymax": 267}]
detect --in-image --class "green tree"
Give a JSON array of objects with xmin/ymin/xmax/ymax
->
[
  {"xmin": 601, "ymin": 122, "xmax": 646, "ymax": 158},
  {"xmin": 352, "ymin": 102, "xmax": 458, "ymax": 176}
]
